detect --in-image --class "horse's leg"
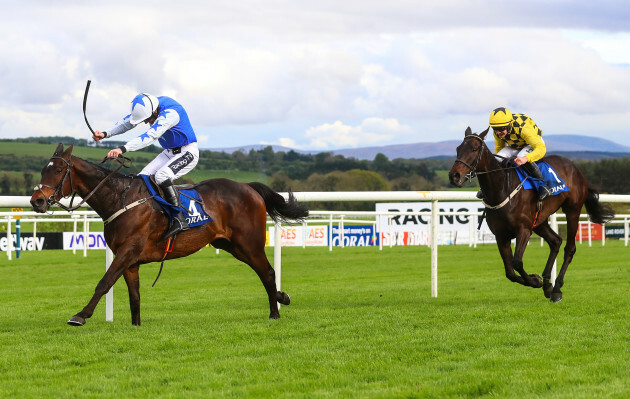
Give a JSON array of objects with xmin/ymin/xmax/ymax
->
[
  {"xmin": 512, "ymin": 230, "xmax": 543, "ymax": 288},
  {"xmin": 68, "ymin": 247, "xmax": 138, "ymax": 326},
  {"xmin": 496, "ymin": 236, "xmax": 528, "ymax": 286},
  {"xmin": 223, "ymin": 238, "xmax": 288, "ymax": 319},
  {"xmin": 250, "ymin": 252, "xmax": 291, "ymax": 319},
  {"xmin": 122, "ymin": 264, "xmax": 141, "ymax": 326},
  {"xmin": 533, "ymin": 221, "xmax": 563, "ymax": 298},
  {"xmin": 550, "ymin": 208, "xmax": 581, "ymax": 302}
]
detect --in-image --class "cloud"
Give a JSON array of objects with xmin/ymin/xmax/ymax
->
[
  {"xmin": 278, "ymin": 137, "xmax": 298, "ymax": 148},
  {"xmin": 304, "ymin": 118, "xmax": 410, "ymax": 149},
  {"xmin": 564, "ymin": 30, "xmax": 630, "ymax": 64},
  {"xmin": 1, "ymin": 1, "xmax": 630, "ymax": 150}
]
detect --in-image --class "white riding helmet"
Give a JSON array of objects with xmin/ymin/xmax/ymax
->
[{"xmin": 129, "ymin": 93, "xmax": 159, "ymax": 125}]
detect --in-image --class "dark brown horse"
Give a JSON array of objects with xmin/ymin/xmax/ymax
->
[
  {"xmin": 30, "ymin": 143, "xmax": 308, "ymax": 326},
  {"xmin": 448, "ymin": 127, "xmax": 614, "ymax": 302}
]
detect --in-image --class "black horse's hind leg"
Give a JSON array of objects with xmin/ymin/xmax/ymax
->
[
  {"xmin": 512, "ymin": 230, "xmax": 543, "ymax": 288},
  {"xmin": 123, "ymin": 265, "xmax": 141, "ymax": 326},
  {"xmin": 533, "ymin": 221, "xmax": 563, "ymax": 299}
]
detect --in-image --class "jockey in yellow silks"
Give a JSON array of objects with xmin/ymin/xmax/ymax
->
[{"xmin": 477, "ymin": 107, "xmax": 552, "ymax": 201}]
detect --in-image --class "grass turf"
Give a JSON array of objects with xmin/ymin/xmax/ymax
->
[{"xmin": 0, "ymin": 242, "xmax": 628, "ymax": 398}]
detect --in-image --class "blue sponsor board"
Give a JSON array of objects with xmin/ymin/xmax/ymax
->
[{"xmin": 331, "ymin": 225, "xmax": 378, "ymax": 247}]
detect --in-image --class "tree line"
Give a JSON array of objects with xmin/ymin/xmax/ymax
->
[
  {"xmin": 0, "ymin": 137, "xmax": 449, "ymax": 198},
  {"xmin": 1, "ymin": 137, "xmax": 629, "ymax": 203}
]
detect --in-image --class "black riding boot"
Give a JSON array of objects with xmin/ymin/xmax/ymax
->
[
  {"xmin": 523, "ymin": 162, "xmax": 552, "ymax": 201},
  {"xmin": 160, "ymin": 180, "xmax": 190, "ymax": 239}
]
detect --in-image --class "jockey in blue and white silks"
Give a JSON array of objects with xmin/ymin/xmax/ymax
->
[{"xmin": 92, "ymin": 93, "xmax": 199, "ymax": 239}]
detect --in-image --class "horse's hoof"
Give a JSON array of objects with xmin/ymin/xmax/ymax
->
[
  {"xmin": 277, "ymin": 291, "xmax": 291, "ymax": 306},
  {"xmin": 530, "ymin": 274, "xmax": 543, "ymax": 288},
  {"xmin": 550, "ymin": 293, "xmax": 563, "ymax": 303},
  {"xmin": 269, "ymin": 313, "xmax": 280, "ymax": 320},
  {"xmin": 67, "ymin": 316, "xmax": 86, "ymax": 326},
  {"xmin": 543, "ymin": 285, "xmax": 553, "ymax": 299}
]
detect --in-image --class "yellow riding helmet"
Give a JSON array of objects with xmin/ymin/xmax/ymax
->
[{"xmin": 489, "ymin": 107, "xmax": 513, "ymax": 127}]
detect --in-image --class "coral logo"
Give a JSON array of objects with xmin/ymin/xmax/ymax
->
[{"xmin": 186, "ymin": 201, "xmax": 209, "ymax": 224}]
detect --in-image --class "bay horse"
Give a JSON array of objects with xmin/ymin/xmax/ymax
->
[
  {"xmin": 448, "ymin": 127, "xmax": 614, "ymax": 302},
  {"xmin": 30, "ymin": 143, "xmax": 308, "ymax": 326}
]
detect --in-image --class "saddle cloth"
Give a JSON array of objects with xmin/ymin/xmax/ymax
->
[
  {"xmin": 515, "ymin": 161, "xmax": 570, "ymax": 197},
  {"xmin": 140, "ymin": 174, "xmax": 213, "ymax": 228}
]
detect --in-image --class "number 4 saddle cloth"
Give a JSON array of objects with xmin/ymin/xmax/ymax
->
[
  {"xmin": 140, "ymin": 174, "xmax": 213, "ymax": 228},
  {"xmin": 515, "ymin": 161, "xmax": 570, "ymax": 197}
]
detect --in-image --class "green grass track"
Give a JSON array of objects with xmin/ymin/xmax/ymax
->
[{"xmin": 0, "ymin": 243, "xmax": 628, "ymax": 398}]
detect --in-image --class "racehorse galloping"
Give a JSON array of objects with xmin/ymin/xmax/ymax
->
[
  {"xmin": 30, "ymin": 144, "xmax": 309, "ymax": 326},
  {"xmin": 448, "ymin": 127, "xmax": 614, "ymax": 302}
]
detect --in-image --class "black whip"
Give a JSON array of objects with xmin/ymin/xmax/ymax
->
[{"xmin": 83, "ymin": 80, "xmax": 96, "ymax": 134}]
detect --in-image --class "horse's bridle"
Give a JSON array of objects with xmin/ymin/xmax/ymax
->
[
  {"xmin": 454, "ymin": 135, "xmax": 486, "ymax": 182},
  {"xmin": 454, "ymin": 134, "xmax": 529, "ymax": 211},
  {"xmin": 454, "ymin": 134, "xmax": 519, "ymax": 182},
  {"xmin": 34, "ymin": 155, "xmax": 131, "ymax": 212},
  {"xmin": 33, "ymin": 155, "xmax": 77, "ymax": 212}
]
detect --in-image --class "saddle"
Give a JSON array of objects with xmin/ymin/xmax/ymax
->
[
  {"xmin": 140, "ymin": 174, "xmax": 213, "ymax": 228},
  {"xmin": 514, "ymin": 161, "xmax": 569, "ymax": 197}
]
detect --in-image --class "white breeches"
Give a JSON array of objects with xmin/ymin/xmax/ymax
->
[
  {"xmin": 140, "ymin": 142, "xmax": 199, "ymax": 184},
  {"xmin": 495, "ymin": 145, "xmax": 533, "ymax": 162}
]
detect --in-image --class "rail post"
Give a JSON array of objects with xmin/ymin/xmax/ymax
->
[
  {"xmin": 431, "ymin": 199, "xmax": 438, "ymax": 298},
  {"xmin": 274, "ymin": 221, "xmax": 282, "ymax": 309},
  {"xmin": 105, "ymin": 246, "xmax": 114, "ymax": 322},
  {"xmin": 550, "ymin": 214, "xmax": 558, "ymax": 285}
]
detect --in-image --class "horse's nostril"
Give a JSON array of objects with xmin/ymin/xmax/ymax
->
[{"xmin": 31, "ymin": 197, "xmax": 45, "ymax": 210}]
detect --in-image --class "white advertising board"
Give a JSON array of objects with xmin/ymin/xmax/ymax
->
[
  {"xmin": 268, "ymin": 225, "xmax": 328, "ymax": 247},
  {"xmin": 375, "ymin": 202, "xmax": 494, "ymax": 244},
  {"xmin": 63, "ymin": 232, "xmax": 107, "ymax": 250}
]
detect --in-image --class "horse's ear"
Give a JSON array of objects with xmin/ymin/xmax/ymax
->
[
  {"xmin": 479, "ymin": 127, "xmax": 490, "ymax": 140},
  {"xmin": 62, "ymin": 144, "xmax": 74, "ymax": 158},
  {"xmin": 465, "ymin": 127, "xmax": 472, "ymax": 136},
  {"xmin": 53, "ymin": 143, "xmax": 64, "ymax": 156}
]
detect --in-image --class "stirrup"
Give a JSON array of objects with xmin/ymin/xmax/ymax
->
[
  {"xmin": 538, "ymin": 186, "xmax": 552, "ymax": 201},
  {"xmin": 163, "ymin": 215, "xmax": 190, "ymax": 240}
]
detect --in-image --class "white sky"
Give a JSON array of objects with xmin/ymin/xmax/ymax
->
[{"xmin": 1, "ymin": 0, "xmax": 629, "ymax": 150}]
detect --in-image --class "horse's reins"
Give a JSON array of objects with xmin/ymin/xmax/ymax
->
[
  {"xmin": 33, "ymin": 155, "xmax": 132, "ymax": 212},
  {"xmin": 454, "ymin": 134, "xmax": 530, "ymax": 211},
  {"xmin": 454, "ymin": 136, "xmax": 520, "ymax": 179}
]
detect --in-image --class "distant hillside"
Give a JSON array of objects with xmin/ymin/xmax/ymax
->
[
  {"xmin": 205, "ymin": 134, "xmax": 630, "ymax": 161},
  {"xmin": 330, "ymin": 141, "xmax": 461, "ymax": 160},
  {"xmin": 545, "ymin": 151, "xmax": 630, "ymax": 161},
  {"xmin": 209, "ymin": 144, "xmax": 303, "ymax": 154},
  {"xmin": 543, "ymin": 135, "xmax": 630, "ymax": 153}
]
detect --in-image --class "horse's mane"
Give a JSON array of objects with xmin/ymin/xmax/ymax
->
[{"xmin": 74, "ymin": 155, "xmax": 135, "ymax": 189}]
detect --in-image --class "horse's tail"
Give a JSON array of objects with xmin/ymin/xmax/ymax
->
[
  {"xmin": 585, "ymin": 187, "xmax": 615, "ymax": 225},
  {"xmin": 248, "ymin": 182, "xmax": 309, "ymax": 224}
]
